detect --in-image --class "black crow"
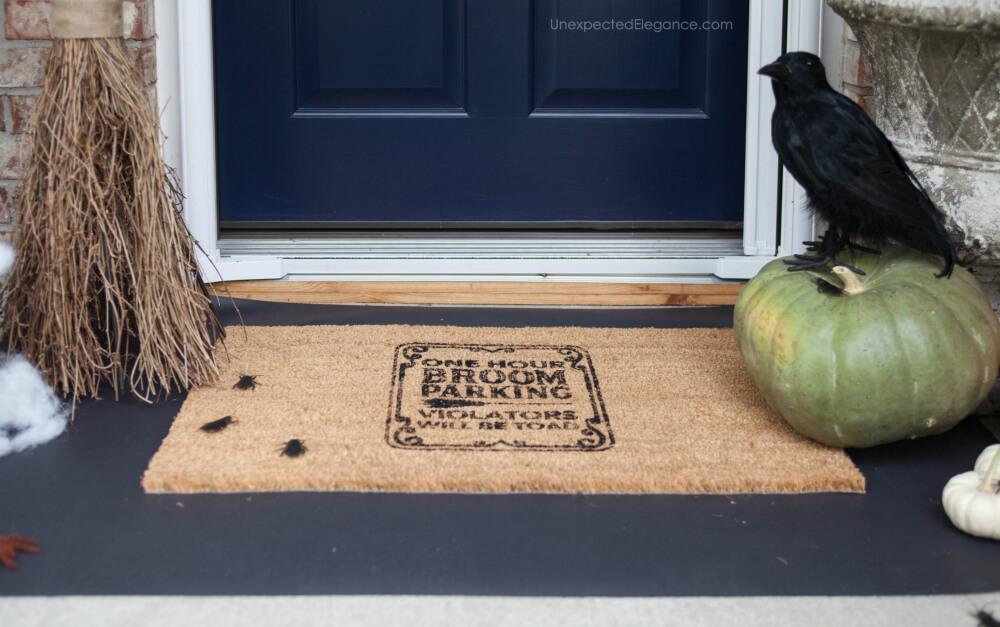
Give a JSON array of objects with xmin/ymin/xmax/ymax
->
[{"xmin": 759, "ymin": 51, "xmax": 957, "ymax": 278}]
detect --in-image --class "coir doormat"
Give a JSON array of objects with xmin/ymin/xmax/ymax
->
[{"xmin": 142, "ymin": 325, "xmax": 865, "ymax": 494}]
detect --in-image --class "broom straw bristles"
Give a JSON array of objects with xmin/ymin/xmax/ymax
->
[{"xmin": 0, "ymin": 38, "xmax": 224, "ymax": 406}]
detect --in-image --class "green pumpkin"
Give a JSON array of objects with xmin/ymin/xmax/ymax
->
[{"xmin": 733, "ymin": 245, "xmax": 1000, "ymax": 448}]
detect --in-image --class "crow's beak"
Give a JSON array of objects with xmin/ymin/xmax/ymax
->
[{"xmin": 758, "ymin": 61, "xmax": 790, "ymax": 82}]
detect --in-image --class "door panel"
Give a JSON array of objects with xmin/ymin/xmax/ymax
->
[
  {"xmin": 295, "ymin": 0, "xmax": 466, "ymax": 113},
  {"xmin": 534, "ymin": 0, "xmax": 695, "ymax": 112},
  {"xmin": 213, "ymin": 0, "xmax": 750, "ymax": 228}
]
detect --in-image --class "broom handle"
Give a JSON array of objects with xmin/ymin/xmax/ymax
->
[{"xmin": 51, "ymin": 0, "xmax": 123, "ymax": 40}]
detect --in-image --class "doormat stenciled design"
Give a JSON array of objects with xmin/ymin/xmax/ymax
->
[
  {"xmin": 141, "ymin": 325, "xmax": 865, "ymax": 495},
  {"xmin": 388, "ymin": 343, "xmax": 613, "ymax": 452}
]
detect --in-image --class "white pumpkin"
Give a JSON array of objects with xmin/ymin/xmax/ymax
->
[
  {"xmin": 942, "ymin": 445, "xmax": 1000, "ymax": 540},
  {"xmin": 975, "ymin": 444, "xmax": 1000, "ymax": 479}
]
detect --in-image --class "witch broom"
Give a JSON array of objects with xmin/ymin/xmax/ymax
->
[{"xmin": 0, "ymin": 0, "xmax": 224, "ymax": 406}]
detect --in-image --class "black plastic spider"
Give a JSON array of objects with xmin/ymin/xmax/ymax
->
[
  {"xmin": 233, "ymin": 375, "xmax": 259, "ymax": 391},
  {"xmin": 280, "ymin": 439, "xmax": 307, "ymax": 458}
]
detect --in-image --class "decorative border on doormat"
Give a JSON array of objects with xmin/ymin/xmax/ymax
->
[{"xmin": 386, "ymin": 343, "xmax": 614, "ymax": 452}]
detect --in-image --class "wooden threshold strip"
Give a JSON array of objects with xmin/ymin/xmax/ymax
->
[{"xmin": 208, "ymin": 281, "xmax": 744, "ymax": 306}]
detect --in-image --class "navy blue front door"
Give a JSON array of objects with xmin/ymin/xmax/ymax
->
[{"xmin": 213, "ymin": 0, "xmax": 749, "ymax": 228}]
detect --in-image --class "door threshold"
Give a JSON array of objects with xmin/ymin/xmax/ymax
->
[
  {"xmin": 215, "ymin": 231, "xmax": 744, "ymax": 257},
  {"xmin": 206, "ymin": 233, "xmax": 771, "ymax": 283}
]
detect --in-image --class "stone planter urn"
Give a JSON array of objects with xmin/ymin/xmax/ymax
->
[{"xmin": 828, "ymin": 0, "xmax": 1000, "ymax": 310}]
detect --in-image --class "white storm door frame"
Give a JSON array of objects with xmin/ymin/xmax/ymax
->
[{"xmin": 156, "ymin": 0, "xmax": 821, "ymax": 284}]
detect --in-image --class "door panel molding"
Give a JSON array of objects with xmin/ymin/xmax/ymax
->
[{"xmin": 293, "ymin": 0, "xmax": 467, "ymax": 116}]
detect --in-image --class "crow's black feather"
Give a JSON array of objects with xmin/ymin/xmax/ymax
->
[{"xmin": 759, "ymin": 52, "xmax": 957, "ymax": 278}]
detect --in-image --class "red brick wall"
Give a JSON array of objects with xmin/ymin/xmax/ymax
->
[
  {"xmin": 0, "ymin": 0, "xmax": 156, "ymax": 244},
  {"xmin": 841, "ymin": 26, "xmax": 873, "ymax": 113}
]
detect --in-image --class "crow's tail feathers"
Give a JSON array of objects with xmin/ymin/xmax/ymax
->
[
  {"xmin": 934, "ymin": 232, "xmax": 958, "ymax": 279},
  {"xmin": 898, "ymin": 217, "xmax": 957, "ymax": 278},
  {"xmin": 900, "ymin": 163, "xmax": 958, "ymax": 278},
  {"xmin": 923, "ymin": 205, "xmax": 958, "ymax": 279}
]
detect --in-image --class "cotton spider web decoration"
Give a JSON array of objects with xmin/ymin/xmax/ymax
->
[{"xmin": 0, "ymin": 0, "xmax": 224, "ymax": 408}]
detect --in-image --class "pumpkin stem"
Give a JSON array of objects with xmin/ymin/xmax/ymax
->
[
  {"xmin": 979, "ymin": 447, "xmax": 1000, "ymax": 494},
  {"xmin": 832, "ymin": 266, "xmax": 867, "ymax": 295}
]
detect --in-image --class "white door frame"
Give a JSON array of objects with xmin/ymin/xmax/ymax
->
[{"xmin": 155, "ymin": 0, "xmax": 824, "ymax": 284}]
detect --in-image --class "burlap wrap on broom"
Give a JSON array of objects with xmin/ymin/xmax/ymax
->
[{"xmin": 51, "ymin": 0, "xmax": 123, "ymax": 39}]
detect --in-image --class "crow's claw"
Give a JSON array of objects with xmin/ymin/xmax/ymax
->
[
  {"xmin": 784, "ymin": 254, "xmax": 834, "ymax": 271},
  {"xmin": 845, "ymin": 242, "xmax": 882, "ymax": 255},
  {"xmin": 784, "ymin": 254, "xmax": 867, "ymax": 276}
]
